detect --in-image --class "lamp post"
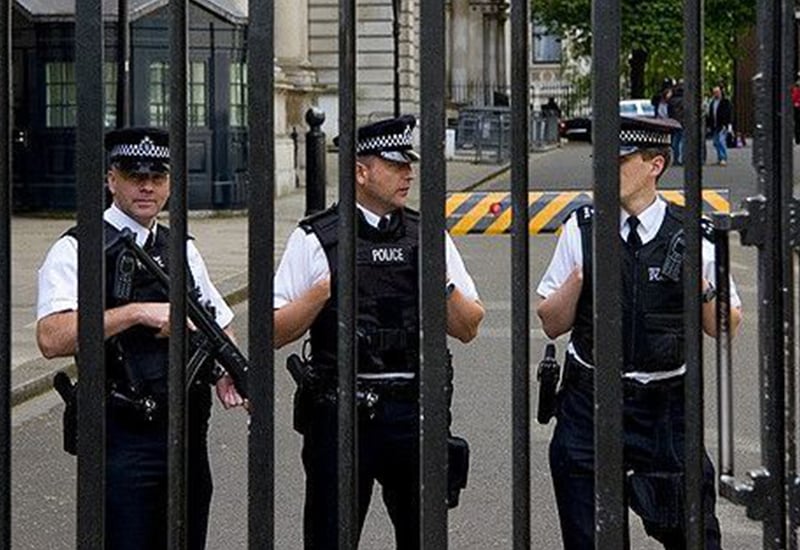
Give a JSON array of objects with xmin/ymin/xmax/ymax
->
[{"xmin": 392, "ymin": 0, "xmax": 400, "ymax": 117}]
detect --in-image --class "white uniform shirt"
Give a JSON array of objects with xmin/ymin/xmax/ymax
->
[
  {"xmin": 274, "ymin": 203, "xmax": 479, "ymax": 308},
  {"xmin": 37, "ymin": 204, "xmax": 234, "ymax": 329},
  {"xmin": 537, "ymin": 198, "xmax": 741, "ymax": 383}
]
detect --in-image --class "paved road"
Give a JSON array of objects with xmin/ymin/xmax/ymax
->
[{"xmin": 10, "ymin": 142, "xmax": 774, "ymax": 547}]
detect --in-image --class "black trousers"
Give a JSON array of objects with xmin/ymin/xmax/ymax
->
[
  {"xmin": 301, "ymin": 398, "xmax": 419, "ymax": 550},
  {"xmin": 549, "ymin": 364, "xmax": 722, "ymax": 550},
  {"xmin": 105, "ymin": 388, "xmax": 212, "ymax": 550}
]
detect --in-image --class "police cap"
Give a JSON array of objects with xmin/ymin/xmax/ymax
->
[
  {"xmin": 105, "ymin": 126, "xmax": 170, "ymax": 175},
  {"xmin": 335, "ymin": 115, "xmax": 420, "ymax": 164},
  {"xmin": 619, "ymin": 116, "xmax": 680, "ymax": 157}
]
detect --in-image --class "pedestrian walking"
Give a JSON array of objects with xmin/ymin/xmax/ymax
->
[
  {"xmin": 536, "ymin": 116, "xmax": 743, "ymax": 549},
  {"xmin": 706, "ymin": 85, "xmax": 733, "ymax": 165},
  {"xmin": 273, "ymin": 115, "xmax": 485, "ymax": 549},
  {"xmin": 667, "ymin": 80, "xmax": 685, "ymax": 165},
  {"xmin": 36, "ymin": 126, "xmax": 246, "ymax": 550}
]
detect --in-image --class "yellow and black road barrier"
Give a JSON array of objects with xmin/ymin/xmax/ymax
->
[{"xmin": 446, "ymin": 189, "xmax": 730, "ymax": 236}]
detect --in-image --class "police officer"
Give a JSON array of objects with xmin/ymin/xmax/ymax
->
[
  {"xmin": 536, "ymin": 116, "xmax": 743, "ymax": 549},
  {"xmin": 36, "ymin": 127, "xmax": 245, "ymax": 549},
  {"xmin": 273, "ymin": 115, "xmax": 485, "ymax": 549}
]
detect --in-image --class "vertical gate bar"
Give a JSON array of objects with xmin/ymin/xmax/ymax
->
[
  {"xmin": 168, "ymin": 1, "xmax": 189, "ymax": 548},
  {"xmin": 755, "ymin": 0, "xmax": 788, "ymax": 546},
  {"xmin": 780, "ymin": 0, "xmax": 796, "ymax": 546},
  {"xmin": 115, "ymin": 0, "xmax": 130, "ymax": 127},
  {"xmin": 591, "ymin": 0, "xmax": 625, "ymax": 547},
  {"xmin": 247, "ymin": 1, "xmax": 275, "ymax": 548},
  {"xmin": 337, "ymin": 0, "xmax": 358, "ymax": 547},
  {"xmin": 681, "ymin": 0, "xmax": 705, "ymax": 546},
  {"xmin": 510, "ymin": 1, "xmax": 530, "ymax": 548},
  {"xmin": 714, "ymin": 228, "xmax": 735, "ymax": 478},
  {"xmin": 0, "ymin": 0, "xmax": 9, "ymax": 546},
  {"xmin": 419, "ymin": 0, "xmax": 449, "ymax": 547},
  {"xmin": 75, "ymin": 0, "xmax": 107, "ymax": 546}
]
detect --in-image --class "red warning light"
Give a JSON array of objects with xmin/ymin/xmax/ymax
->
[{"xmin": 489, "ymin": 202, "xmax": 503, "ymax": 216}]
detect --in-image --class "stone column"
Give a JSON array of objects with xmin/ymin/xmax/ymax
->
[
  {"xmin": 450, "ymin": 0, "xmax": 470, "ymax": 104},
  {"xmin": 484, "ymin": 13, "xmax": 498, "ymax": 104},
  {"xmin": 495, "ymin": 11, "xmax": 507, "ymax": 93},
  {"xmin": 275, "ymin": 0, "xmax": 309, "ymax": 67}
]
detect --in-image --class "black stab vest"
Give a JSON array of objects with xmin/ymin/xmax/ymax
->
[
  {"xmin": 65, "ymin": 222, "xmax": 196, "ymax": 395},
  {"xmin": 302, "ymin": 204, "xmax": 420, "ymax": 375},
  {"xmin": 571, "ymin": 203, "xmax": 695, "ymax": 373}
]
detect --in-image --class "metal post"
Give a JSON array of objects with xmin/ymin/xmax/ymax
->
[
  {"xmin": 682, "ymin": 0, "xmax": 705, "ymax": 546},
  {"xmin": 591, "ymin": 0, "xmax": 626, "ymax": 547},
  {"xmin": 0, "ymin": 0, "xmax": 10, "ymax": 547},
  {"xmin": 247, "ymin": 1, "xmax": 275, "ymax": 547},
  {"xmin": 509, "ymin": 1, "xmax": 530, "ymax": 548},
  {"xmin": 305, "ymin": 108, "xmax": 327, "ymax": 216},
  {"xmin": 337, "ymin": 0, "xmax": 358, "ymax": 547},
  {"xmin": 75, "ymin": 0, "xmax": 106, "ymax": 547},
  {"xmin": 754, "ymin": 0, "xmax": 790, "ymax": 545},
  {"xmin": 168, "ymin": 1, "xmax": 189, "ymax": 548},
  {"xmin": 419, "ymin": 0, "xmax": 448, "ymax": 548},
  {"xmin": 116, "ymin": 0, "xmax": 130, "ymax": 127}
]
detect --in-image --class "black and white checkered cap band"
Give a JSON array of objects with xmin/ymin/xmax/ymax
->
[
  {"xmin": 110, "ymin": 136, "xmax": 170, "ymax": 159},
  {"xmin": 357, "ymin": 127, "xmax": 414, "ymax": 154},
  {"xmin": 619, "ymin": 128, "xmax": 671, "ymax": 147}
]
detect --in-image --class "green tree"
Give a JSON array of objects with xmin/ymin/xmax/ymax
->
[{"xmin": 532, "ymin": 0, "xmax": 755, "ymax": 99}]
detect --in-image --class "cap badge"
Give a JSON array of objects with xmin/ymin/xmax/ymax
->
[{"xmin": 139, "ymin": 136, "xmax": 155, "ymax": 156}]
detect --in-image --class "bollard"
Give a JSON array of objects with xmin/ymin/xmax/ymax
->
[{"xmin": 305, "ymin": 108, "xmax": 327, "ymax": 216}]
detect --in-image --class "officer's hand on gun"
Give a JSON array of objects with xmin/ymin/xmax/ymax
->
[
  {"xmin": 216, "ymin": 373, "xmax": 247, "ymax": 410},
  {"xmin": 132, "ymin": 302, "xmax": 197, "ymax": 338}
]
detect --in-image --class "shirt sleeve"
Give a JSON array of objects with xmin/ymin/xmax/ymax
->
[
  {"xmin": 274, "ymin": 228, "xmax": 330, "ymax": 309},
  {"xmin": 187, "ymin": 241, "xmax": 235, "ymax": 329},
  {"xmin": 701, "ymin": 237, "xmax": 742, "ymax": 309},
  {"xmin": 445, "ymin": 233, "xmax": 479, "ymax": 301},
  {"xmin": 537, "ymin": 215, "xmax": 583, "ymax": 298},
  {"xmin": 37, "ymin": 236, "xmax": 79, "ymax": 320}
]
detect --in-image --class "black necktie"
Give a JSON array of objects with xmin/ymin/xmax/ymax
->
[
  {"xmin": 143, "ymin": 231, "xmax": 155, "ymax": 251},
  {"xmin": 627, "ymin": 216, "xmax": 642, "ymax": 250},
  {"xmin": 378, "ymin": 216, "xmax": 390, "ymax": 233}
]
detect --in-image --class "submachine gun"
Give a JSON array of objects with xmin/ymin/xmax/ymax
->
[
  {"xmin": 53, "ymin": 228, "xmax": 250, "ymax": 455},
  {"xmin": 114, "ymin": 228, "xmax": 249, "ymax": 399}
]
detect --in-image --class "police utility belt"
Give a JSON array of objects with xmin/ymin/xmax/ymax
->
[
  {"xmin": 287, "ymin": 354, "xmax": 417, "ymax": 406},
  {"xmin": 563, "ymin": 354, "xmax": 684, "ymax": 398}
]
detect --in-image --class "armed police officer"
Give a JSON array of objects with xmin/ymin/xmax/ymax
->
[
  {"xmin": 273, "ymin": 115, "xmax": 485, "ymax": 549},
  {"xmin": 537, "ymin": 116, "xmax": 743, "ymax": 550},
  {"xmin": 36, "ymin": 127, "xmax": 245, "ymax": 549}
]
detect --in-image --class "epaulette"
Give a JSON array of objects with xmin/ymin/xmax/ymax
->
[
  {"xmin": 700, "ymin": 216, "xmax": 715, "ymax": 243},
  {"xmin": 572, "ymin": 204, "xmax": 594, "ymax": 227},
  {"xmin": 403, "ymin": 206, "xmax": 420, "ymax": 221},
  {"xmin": 299, "ymin": 203, "xmax": 338, "ymax": 235}
]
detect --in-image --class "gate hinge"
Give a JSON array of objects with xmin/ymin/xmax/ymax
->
[
  {"xmin": 712, "ymin": 195, "xmax": 766, "ymax": 248},
  {"xmin": 719, "ymin": 468, "xmax": 771, "ymax": 521}
]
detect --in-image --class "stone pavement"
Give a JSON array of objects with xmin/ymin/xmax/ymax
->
[{"xmin": 9, "ymin": 153, "xmax": 510, "ymax": 406}]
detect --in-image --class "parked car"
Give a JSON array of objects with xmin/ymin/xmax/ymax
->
[{"xmin": 560, "ymin": 99, "xmax": 655, "ymax": 141}]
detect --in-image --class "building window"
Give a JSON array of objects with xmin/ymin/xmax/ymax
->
[
  {"xmin": 149, "ymin": 61, "xmax": 208, "ymax": 127},
  {"xmin": 45, "ymin": 63, "xmax": 76, "ymax": 127},
  {"xmin": 532, "ymin": 24, "xmax": 562, "ymax": 64},
  {"xmin": 230, "ymin": 62, "xmax": 248, "ymax": 127},
  {"xmin": 104, "ymin": 62, "xmax": 118, "ymax": 128}
]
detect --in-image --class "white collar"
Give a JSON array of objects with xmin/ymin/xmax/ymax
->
[
  {"xmin": 104, "ymin": 204, "xmax": 157, "ymax": 247},
  {"xmin": 619, "ymin": 197, "xmax": 666, "ymax": 244},
  {"xmin": 356, "ymin": 203, "xmax": 392, "ymax": 229}
]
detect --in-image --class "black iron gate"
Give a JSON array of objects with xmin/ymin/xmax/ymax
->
[{"xmin": 0, "ymin": 0, "xmax": 798, "ymax": 548}]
